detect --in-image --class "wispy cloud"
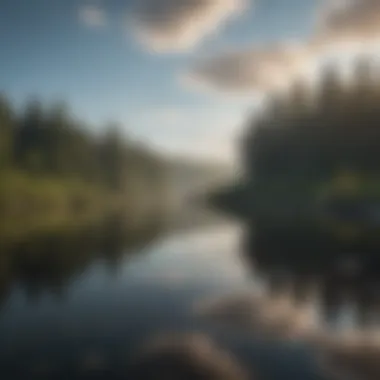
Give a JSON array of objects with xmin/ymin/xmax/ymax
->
[
  {"xmin": 183, "ymin": 43, "xmax": 311, "ymax": 94},
  {"xmin": 79, "ymin": 5, "xmax": 107, "ymax": 28},
  {"xmin": 317, "ymin": 0, "xmax": 380, "ymax": 44},
  {"xmin": 183, "ymin": 0, "xmax": 380, "ymax": 95},
  {"xmin": 130, "ymin": 0, "xmax": 247, "ymax": 53}
]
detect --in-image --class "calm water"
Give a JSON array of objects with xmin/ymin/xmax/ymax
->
[{"xmin": 0, "ymin": 216, "xmax": 374, "ymax": 379}]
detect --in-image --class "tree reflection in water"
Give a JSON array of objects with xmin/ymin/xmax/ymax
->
[
  {"xmin": 194, "ymin": 225, "xmax": 380, "ymax": 380},
  {"xmin": 242, "ymin": 227, "xmax": 380, "ymax": 329},
  {"xmin": 0, "ymin": 214, "xmax": 162, "ymax": 309}
]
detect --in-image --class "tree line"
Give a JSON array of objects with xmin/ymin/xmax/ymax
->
[
  {"xmin": 229, "ymin": 57, "xmax": 380, "ymax": 247},
  {"xmin": 0, "ymin": 95, "xmax": 171, "ymax": 233},
  {"xmin": 0, "ymin": 95, "xmax": 168, "ymax": 189},
  {"xmin": 210, "ymin": 57, "xmax": 380, "ymax": 248},
  {"xmin": 244, "ymin": 58, "xmax": 380, "ymax": 191}
]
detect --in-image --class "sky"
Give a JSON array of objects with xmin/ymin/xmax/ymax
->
[{"xmin": 1, "ymin": 0, "xmax": 379, "ymax": 164}]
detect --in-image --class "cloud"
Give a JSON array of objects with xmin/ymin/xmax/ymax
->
[
  {"xmin": 182, "ymin": 0, "xmax": 380, "ymax": 96},
  {"xmin": 79, "ymin": 5, "xmax": 107, "ymax": 28},
  {"xmin": 316, "ymin": 0, "xmax": 380, "ymax": 45},
  {"xmin": 130, "ymin": 0, "xmax": 247, "ymax": 53},
  {"xmin": 183, "ymin": 43, "xmax": 311, "ymax": 94}
]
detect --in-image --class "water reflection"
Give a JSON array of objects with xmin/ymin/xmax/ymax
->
[
  {"xmin": 243, "ymin": 227, "xmax": 380, "ymax": 330},
  {"xmin": 2, "ymin": 214, "xmax": 380, "ymax": 379},
  {"xmin": 193, "ymin": 224, "xmax": 380, "ymax": 380},
  {"xmin": 127, "ymin": 332, "xmax": 249, "ymax": 380},
  {"xmin": 0, "ymin": 215, "xmax": 258, "ymax": 379},
  {"xmin": 0, "ymin": 214, "xmax": 161, "ymax": 309}
]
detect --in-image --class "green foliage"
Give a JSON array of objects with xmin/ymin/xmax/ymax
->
[
  {"xmin": 0, "ymin": 94, "xmax": 172, "ymax": 236},
  {"xmin": 245, "ymin": 59, "xmax": 380, "ymax": 194},
  {"xmin": 226, "ymin": 58, "xmax": 380, "ymax": 243},
  {"xmin": 0, "ymin": 215, "xmax": 161, "ymax": 306},
  {"xmin": 0, "ymin": 95, "xmax": 14, "ymax": 169}
]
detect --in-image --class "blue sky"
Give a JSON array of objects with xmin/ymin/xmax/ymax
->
[{"xmin": 1, "ymin": 0, "xmax": 370, "ymax": 163}]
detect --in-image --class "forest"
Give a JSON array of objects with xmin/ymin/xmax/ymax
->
[
  {"xmin": 245, "ymin": 58, "xmax": 380, "ymax": 190},
  {"xmin": 0, "ymin": 95, "xmax": 172, "ymax": 239},
  {"xmin": 213, "ymin": 58, "xmax": 380, "ymax": 247}
]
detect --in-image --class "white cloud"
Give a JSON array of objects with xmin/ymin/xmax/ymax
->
[
  {"xmin": 130, "ymin": 0, "xmax": 247, "ymax": 53},
  {"xmin": 183, "ymin": 43, "xmax": 312, "ymax": 94},
  {"xmin": 79, "ymin": 5, "xmax": 107, "ymax": 28}
]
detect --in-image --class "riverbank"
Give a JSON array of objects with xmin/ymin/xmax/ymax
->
[
  {"xmin": 0, "ymin": 170, "xmax": 171, "ymax": 243},
  {"xmin": 0, "ymin": 95, "xmax": 178, "ymax": 241}
]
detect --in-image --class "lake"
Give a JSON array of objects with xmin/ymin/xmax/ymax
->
[{"xmin": 0, "ymin": 214, "xmax": 377, "ymax": 379}]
